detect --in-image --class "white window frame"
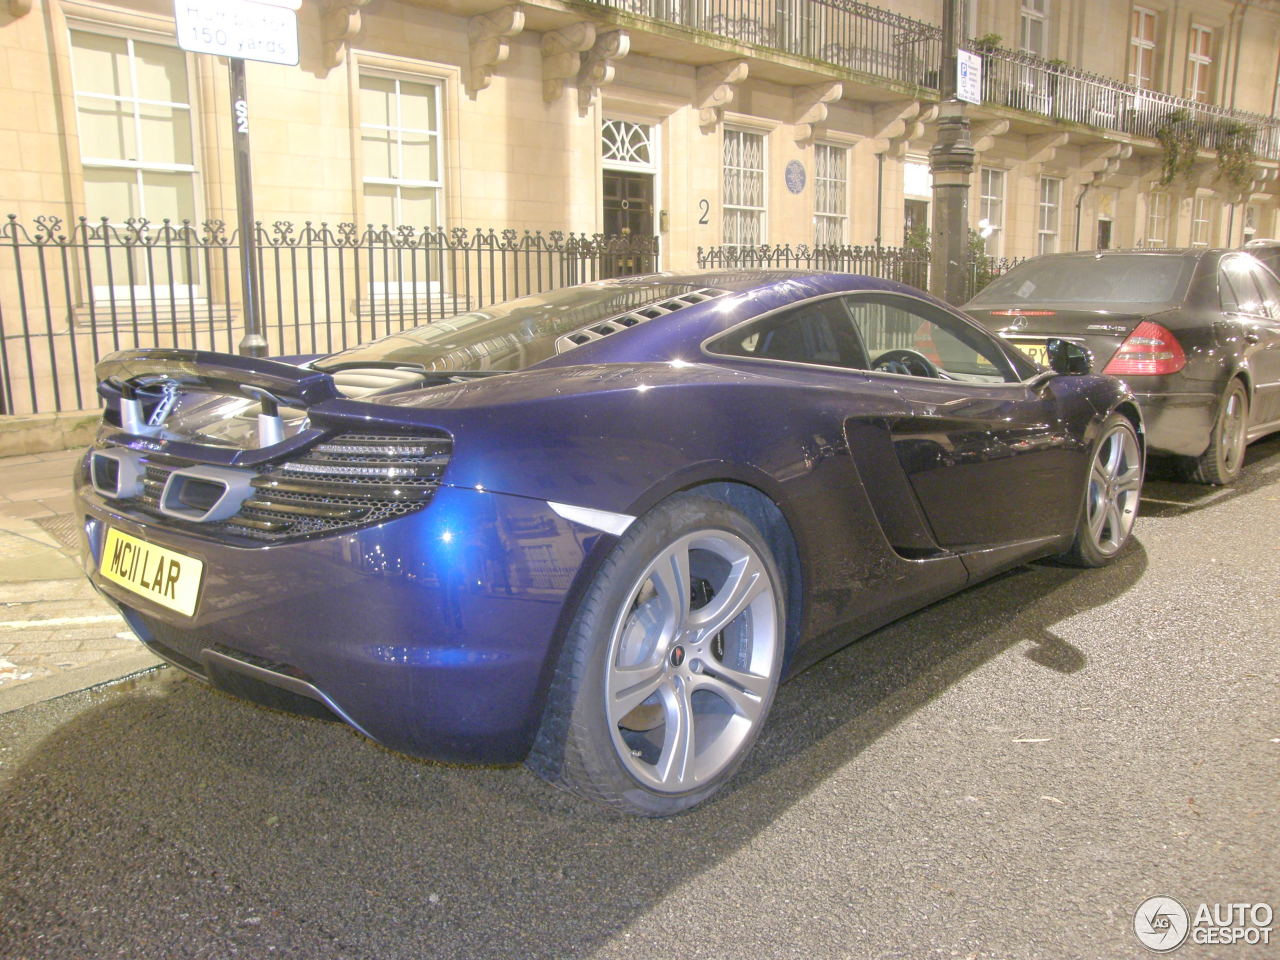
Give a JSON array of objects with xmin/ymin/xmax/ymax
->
[
  {"xmin": 1190, "ymin": 195, "xmax": 1216, "ymax": 247},
  {"xmin": 1038, "ymin": 176, "xmax": 1062, "ymax": 255},
  {"xmin": 358, "ymin": 72, "xmax": 445, "ymax": 230},
  {"xmin": 979, "ymin": 167, "xmax": 1006, "ymax": 258},
  {"xmin": 1020, "ymin": 0, "xmax": 1049, "ymax": 56},
  {"xmin": 67, "ymin": 28, "xmax": 201, "ymax": 301},
  {"xmin": 1186, "ymin": 24, "xmax": 1214, "ymax": 103},
  {"xmin": 1146, "ymin": 191, "xmax": 1170, "ymax": 247},
  {"xmin": 813, "ymin": 142, "xmax": 848, "ymax": 246},
  {"xmin": 1129, "ymin": 6, "xmax": 1158, "ymax": 88},
  {"xmin": 356, "ymin": 70, "xmax": 448, "ymax": 305},
  {"xmin": 722, "ymin": 126, "xmax": 767, "ymax": 252},
  {"xmin": 601, "ymin": 117, "xmax": 657, "ymax": 173}
]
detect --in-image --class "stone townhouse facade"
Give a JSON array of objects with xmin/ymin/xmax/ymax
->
[
  {"xmin": 3, "ymin": 0, "xmax": 1279, "ymax": 258},
  {"xmin": 0, "ymin": 0, "xmax": 1279, "ymax": 412}
]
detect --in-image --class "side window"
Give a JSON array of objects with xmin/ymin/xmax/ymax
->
[
  {"xmin": 709, "ymin": 297, "xmax": 868, "ymax": 369},
  {"xmin": 1220, "ymin": 257, "xmax": 1266, "ymax": 316},
  {"xmin": 844, "ymin": 294, "xmax": 1016, "ymax": 381},
  {"xmin": 1248, "ymin": 263, "xmax": 1280, "ymax": 320}
]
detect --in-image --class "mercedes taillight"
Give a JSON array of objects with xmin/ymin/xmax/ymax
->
[{"xmin": 1102, "ymin": 321, "xmax": 1187, "ymax": 376}]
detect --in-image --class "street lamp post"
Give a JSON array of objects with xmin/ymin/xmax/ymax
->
[{"xmin": 929, "ymin": 0, "xmax": 975, "ymax": 305}]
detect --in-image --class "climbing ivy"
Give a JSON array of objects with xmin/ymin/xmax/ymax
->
[
  {"xmin": 1214, "ymin": 120, "xmax": 1257, "ymax": 200},
  {"xmin": 1154, "ymin": 109, "xmax": 1200, "ymax": 186}
]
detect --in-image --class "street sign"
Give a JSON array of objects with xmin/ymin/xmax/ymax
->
[
  {"xmin": 957, "ymin": 48, "xmax": 982, "ymax": 105},
  {"xmin": 174, "ymin": 0, "xmax": 299, "ymax": 67}
]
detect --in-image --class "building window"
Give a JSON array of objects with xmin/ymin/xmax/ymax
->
[
  {"xmin": 723, "ymin": 127, "xmax": 766, "ymax": 250},
  {"xmin": 1190, "ymin": 196, "xmax": 1217, "ymax": 247},
  {"xmin": 1038, "ymin": 177, "xmax": 1062, "ymax": 255},
  {"xmin": 69, "ymin": 30, "xmax": 198, "ymax": 297},
  {"xmin": 1129, "ymin": 6, "xmax": 1158, "ymax": 88},
  {"xmin": 1146, "ymin": 191, "xmax": 1170, "ymax": 247},
  {"xmin": 979, "ymin": 167, "xmax": 1005, "ymax": 257},
  {"xmin": 602, "ymin": 118, "xmax": 654, "ymax": 169},
  {"xmin": 814, "ymin": 143, "xmax": 847, "ymax": 246},
  {"xmin": 1186, "ymin": 25, "xmax": 1214, "ymax": 103},
  {"xmin": 1020, "ymin": 0, "xmax": 1048, "ymax": 55},
  {"xmin": 1244, "ymin": 203, "xmax": 1259, "ymax": 242},
  {"xmin": 359, "ymin": 74, "xmax": 443, "ymax": 228}
]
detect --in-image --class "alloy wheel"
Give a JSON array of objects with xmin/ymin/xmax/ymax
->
[
  {"xmin": 604, "ymin": 530, "xmax": 779, "ymax": 794},
  {"xmin": 1086, "ymin": 423, "xmax": 1142, "ymax": 556}
]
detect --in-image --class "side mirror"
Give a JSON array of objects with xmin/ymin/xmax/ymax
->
[{"xmin": 1046, "ymin": 338, "xmax": 1092, "ymax": 375}]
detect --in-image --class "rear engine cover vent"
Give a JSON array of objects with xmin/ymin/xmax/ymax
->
[{"xmin": 555, "ymin": 288, "xmax": 728, "ymax": 353}]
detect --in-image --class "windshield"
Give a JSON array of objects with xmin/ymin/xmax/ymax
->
[
  {"xmin": 969, "ymin": 254, "xmax": 1193, "ymax": 306},
  {"xmin": 315, "ymin": 281, "xmax": 713, "ymax": 373}
]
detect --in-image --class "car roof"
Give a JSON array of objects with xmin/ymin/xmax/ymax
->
[{"xmin": 1020, "ymin": 248, "xmax": 1219, "ymax": 261}]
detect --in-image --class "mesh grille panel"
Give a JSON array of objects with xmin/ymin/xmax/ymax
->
[{"xmin": 99, "ymin": 431, "xmax": 450, "ymax": 543}]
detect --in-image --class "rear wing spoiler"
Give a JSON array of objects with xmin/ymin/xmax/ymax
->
[
  {"xmin": 96, "ymin": 348, "xmax": 340, "ymax": 453},
  {"xmin": 97, "ymin": 348, "xmax": 340, "ymax": 406}
]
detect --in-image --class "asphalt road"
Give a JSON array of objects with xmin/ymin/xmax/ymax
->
[{"xmin": 2, "ymin": 438, "xmax": 1277, "ymax": 960}]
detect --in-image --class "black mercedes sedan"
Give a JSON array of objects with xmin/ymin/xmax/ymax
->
[{"xmin": 964, "ymin": 249, "xmax": 1280, "ymax": 484}]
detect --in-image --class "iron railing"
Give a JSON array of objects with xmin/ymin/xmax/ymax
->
[
  {"xmin": 601, "ymin": 0, "xmax": 941, "ymax": 89},
  {"xmin": 979, "ymin": 45, "xmax": 1280, "ymax": 162},
  {"xmin": 597, "ymin": 0, "xmax": 1280, "ymax": 161},
  {"xmin": 696, "ymin": 243, "xmax": 1023, "ymax": 303},
  {"xmin": 0, "ymin": 215, "xmax": 658, "ymax": 415}
]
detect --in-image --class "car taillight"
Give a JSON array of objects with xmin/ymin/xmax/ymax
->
[
  {"xmin": 988, "ymin": 309, "xmax": 1057, "ymax": 317},
  {"xmin": 1103, "ymin": 320, "xmax": 1186, "ymax": 375}
]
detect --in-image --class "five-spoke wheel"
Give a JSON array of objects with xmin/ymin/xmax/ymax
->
[
  {"xmin": 1193, "ymin": 379, "xmax": 1249, "ymax": 485},
  {"xmin": 528, "ymin": 493, "xmax": 784, "ymax": 816},
  {"xmin": 1061, "ymin": 413, "xmax": 1143, "ymax": 567},
  {"xmin": 605, "ymin": 529, "xmax": 779, "ymax": 794}
]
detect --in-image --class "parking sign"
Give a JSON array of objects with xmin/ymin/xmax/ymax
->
[
  {"xmin": 957, "ymin": 49, "xmax": 982, "ymax": 105},
  {"xmin": 174, "ymin": 0, "xmax": 299, "ymax": 66}
]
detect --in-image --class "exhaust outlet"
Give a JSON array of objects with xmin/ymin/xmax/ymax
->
[
  {"xmin": 90, "ymin": 448, "xmax": 146, "ymax": 499},
  {"xmin": 159, "ymin": 464, "xmax": 254, "ymax": 522}
]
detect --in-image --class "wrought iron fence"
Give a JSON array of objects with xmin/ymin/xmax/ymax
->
[
  {"xmin": 0, "ymin": 215, "xmax": 658, "ymax": 415},
  {"xmin": 695, "ymin": 242, "xmax": 1023, "ymax": 302}
]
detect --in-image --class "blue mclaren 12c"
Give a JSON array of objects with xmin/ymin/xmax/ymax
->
[{"xmin": 78, "ymin": 271, "xmax": 1145, "ymax": 815}]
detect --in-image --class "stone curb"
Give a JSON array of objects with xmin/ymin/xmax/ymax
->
[
  {"xmin": 0, "ymin": 410, "xmax": 99, "ymax": 458},
  {"xmin": 0, "ymin": 651, "xmax": 164, "ymax": 715}
]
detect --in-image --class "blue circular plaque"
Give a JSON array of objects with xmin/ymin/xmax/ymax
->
[{"xmin": 785, "ymin": 160, "xmax": 806, "ymax": 194}]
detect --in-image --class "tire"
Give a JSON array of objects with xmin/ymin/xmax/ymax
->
[
  {"xmin": 1192, "ymin": 379, "xmax": 1249, "ymax": 485},
  {"xmin": 527, "ymin": 492, "xmax": 785, "ymax": 816},
  {"xmin": 1059, "ymin": 413, "xmax": 1143, "ymax": 568}
]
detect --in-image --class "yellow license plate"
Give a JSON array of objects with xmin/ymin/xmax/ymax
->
[
  {"xmin": 1010, "ymin": 339, "xmax": 1050, "ymax": 367},
  {"xmin": 100, "ymin": 527, "xmax": 204, "ymax": 617}
]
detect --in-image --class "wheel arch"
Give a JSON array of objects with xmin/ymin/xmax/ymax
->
[
  {"xmin": 680, "ymin": 480, "xmax": 805, "ymax": 673},
  {"xmin": 1226, "ymin": 367, "xmax": 1253, "ymax": 406},
  {"xmin": 527, "ymin": 471, "xmax": 806, "ymax": 757},
  {"xmin": 1113, "ymin": 399, "xmax": 1146, "ymax": 460}
]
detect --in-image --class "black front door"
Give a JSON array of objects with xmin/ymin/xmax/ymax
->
[{"xmin": 602, "ymin": 170, "xmax": 654, "ymax": 278}]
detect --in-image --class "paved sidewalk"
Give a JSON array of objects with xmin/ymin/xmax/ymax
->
[{"xmin": 0, "ymin": 448, "xmax": 160, "ymax": 712}]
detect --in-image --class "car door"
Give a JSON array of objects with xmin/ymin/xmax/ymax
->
[
  {"xmin": 1219, "ymin": 255, "xmax": 1280, "ymax": 427},
  {"xmin": 838, "ymin": 291, "xmax": 1086, "ymax": 552},
  {"xmin": 710, "ymin": 291, "xmax": 1089, "ymax": 557}
]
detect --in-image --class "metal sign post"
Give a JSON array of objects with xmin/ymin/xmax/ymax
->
[
  {"xmin": 228, "ymin": 57, "xmax": 265, "ymax": 357},
  {"xmin": 174, "ymin": 0, "xmax": 300, "ymax": 356}
]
